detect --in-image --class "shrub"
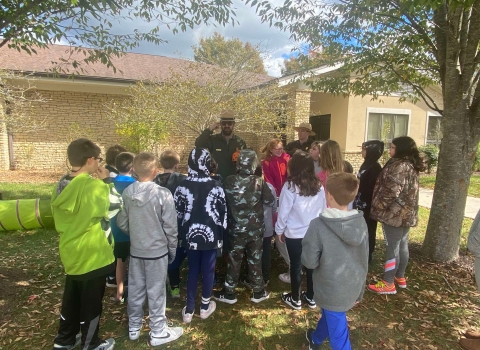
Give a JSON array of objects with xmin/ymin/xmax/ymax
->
[{"xmin": 418, "ymin": 144, "xmax": 439, "ymax": 173}]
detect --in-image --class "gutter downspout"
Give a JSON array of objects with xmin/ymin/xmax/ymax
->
[{"xmin": 8, "ymin": 132, "xmax": 14, "ymax": 170}]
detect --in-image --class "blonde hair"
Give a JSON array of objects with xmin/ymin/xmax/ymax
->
[
  {"xmin": 319, "ymin": 140, "xmax": 344, "ymax": 174},
  {"xmin": 133, "ymin": 152, "xmax": 158, "ymax": 178},
  {"xmin": 326, "ymin": 172, "xmax": 359, "ymax": 206},
  {"xmin": 261, "ymin": 138, "xmax": 283, "ymax": 161}
]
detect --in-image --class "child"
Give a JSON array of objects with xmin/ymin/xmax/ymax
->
[
  {"xmin": 110, "ymin": 152, "xmax": 136, "ymax": 301},
  {"xmin": 310, "ymin": 141, "xmax": 324, "ymax": 174},
  {"xmin": 317, "ymin": 140, "xmax": 344, "ymax": 187},
  {"xmin": 174, "ymin": 147, "xmax": 227, "ymax": 323},
  {"xmin": 154, "ymin": 150, "xmax": 187, "ymax": 298},
  {"xmin": 276, "ymin": 151, "xmax": 326, "ymax": 310},
  {"xmin": 51, "ymin": 138, "xmax": 117, "ymax": 350},
  {"xmin": 302, "ymin": 172, "xmax": 368, "ymax": 350},
  {"xmin": 213, "ymin": 149, "xmax": 275, "ymax": 304},
  {"xmin": 353, "ymin": 140, "xmax": 384, "ymax": 263},
  {"xmin": 105, "ymin": 145, "xmax": 127, "ymax": 178},
  {"xmin": 261, "ymin": 138, "xmax": 290, "ymax": 196},
  {"xmin": 368, "ymin": 136, "xmax": 424, "ymax": 294},
  {"xmin": 242, "ymin": 166, "xmax": 277, "ymax": 287},
  {"xmin": 117, "ymin": 152, "xmax": 183, "ymax": 346}
]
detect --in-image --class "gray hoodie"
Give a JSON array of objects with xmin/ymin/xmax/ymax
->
[
  {"xmin": 468, "ymin": 209, "xmax": 480, "ymax": 257},
  {"xmin": 117, "ymin": 181, "xmax": 178, "ymax": 261},
  {"xmin": 301, "ymin": 209, "xmax": 368, "ymax": 312}
]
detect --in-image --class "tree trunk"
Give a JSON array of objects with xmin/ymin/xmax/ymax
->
[{"xmin": 422, "ymin": 104, "xmax": 477, "ymax": 262}]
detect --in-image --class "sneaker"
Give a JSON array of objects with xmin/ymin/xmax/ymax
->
[
  {"xmin": 149, "ymin": 327, "xmax": 183, "ymax": 347},
  {"xmin": 367, "ymin": 280, "xmax": 397, "ymax": 294},
  {"xmin": 52, "ymin": 334, "xmax": 81, "ymax": 349},
  {"xmin": 278, "ymin": 272, "xmax": 291, "ymax": 284},
  {"xmin": 91, "ymin": 338, "xmax": 115, "ymax": 350},
  {"xmin": 129, "ymin": 328, "xmax": 140, "ymax": 341},
  {"xmin": 394, "ymin": 276, "xmax": 407, "ymax": 289},
  {"xmin": 251, "ymin": 289, "xmax": 270, "ymax": 303},
  {"xmin": 281, "ymin": 292, "xmax": 301, "ymax": 310},
  {"xmin": 305, "ymin": 329, "xmax": 321, "ymax": 350},
  {"xmin": 200, "ymin": 301, "xmax": 216, "ymax": 319},
  {"xmin": 182, "ymin": 306, "xmax": 194, "ymax": 323},
  {"xmin": 301, "ymin": 291, "xmax": 316, "ymax": 309},
  {"xmin": 106, "ymin": 276, "xmax": 117, "ymax": 288},
  {"xmin": 240, "ymin": 278, "xmax": 253, "ymax": 289},
  {"xmin": 170, "ymin": 286, "xmax": 180, "ymax": 298},
  {"xmin": 213, "ymin": 288, "xmax": 237, "ymax": 304}
]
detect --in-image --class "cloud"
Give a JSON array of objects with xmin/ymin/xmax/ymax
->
[{"xmin": 125, "ymin": 1, "xmax": 295, "ymax": 76}]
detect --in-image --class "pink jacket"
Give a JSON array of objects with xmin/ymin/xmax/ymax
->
[{"xmin": 262, "ymin": 153, "xmax": 290, "ymax": 196}]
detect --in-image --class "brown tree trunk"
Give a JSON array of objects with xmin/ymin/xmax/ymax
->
[{"xmin": 422, "ymin": 104, "xmax": 477, "ymax": 262}]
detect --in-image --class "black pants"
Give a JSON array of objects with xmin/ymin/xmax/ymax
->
[
  {"xmin": 53, "ymin": 274, "xmax": 107, "ymax": 350},
  {"xmin": 286, "ymin": 237, "xmax": 313, "ymax": 301},
  {"xmin": 364, "ymin": 211, "xmax": 378, "ymax": 263}
]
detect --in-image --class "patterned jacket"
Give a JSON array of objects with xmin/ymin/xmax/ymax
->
[
  {"xmin": 370, "ymin": 157, "xmax": 419, "ymax": 227},
  {"xmin": 174, "ymin": 148, "xmax": 227, "ymax": 250},
  {"xmin": 225, "ymin": 149, "xmax": 275, "ymax": 235}
]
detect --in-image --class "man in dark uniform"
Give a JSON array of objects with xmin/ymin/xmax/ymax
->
[
  {"xmin": 195, "ymin": 110, "xmax": 247, "ymax": 180},
  {"xmin": 284, "ymin": 122, "xmax": 315, "ymax": 156}
]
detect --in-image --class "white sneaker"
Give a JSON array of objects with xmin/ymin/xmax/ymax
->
[
  {"xmin": 278, "ymin": 272, "xmax": 291, "ymax": 284},
  {"xmin": 129, "ymin": 328, "xmax": 140, "ymax": 340},
  {"xmin": 182, "ymin": 306, "xmax": 193, "ymax": 323},
  {"xmin": 200, "ymin": 301, "xmax": 216, "ymax": 320},
  {"xmin": 91, "ymin": 338, "xmax": 115, "ymax": 350},
  {"xmin": 149, "ymin": 327, "xmax": 183, "ymax": 347}
]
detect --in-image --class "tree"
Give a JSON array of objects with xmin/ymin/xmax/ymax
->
[
  {"xmin": 281, "ymin": 48, "xmax": 323, "ymax": 76},
  {"xmin": 0, "ymin": 70, "xmax": 46, "ymax": 133},
  {"xmin": 105, "ymin": 62, "xmax": 294, "ymax": 153},
  {"xmin": 193, "ymin": 32, "xmax": 267, "ymax": 74},
  {"xmin": 1, "ymin": 1, "xmax": 241, "ymax": 73},
  {"xmin": 256, "ymin": 0, "xmax": 480, "ymax": 262}
]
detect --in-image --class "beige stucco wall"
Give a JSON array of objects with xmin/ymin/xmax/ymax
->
[
  {"xmin": 310, "ymin": 92, "xmax": 349, "ymax": 150},
  {"xmin": 345, "ymin": 95, "xmax": 433, "ymax": 151}
]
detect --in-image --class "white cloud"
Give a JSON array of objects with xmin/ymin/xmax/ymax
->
[{"xmin": 126, "ymin": 1, "xmax": 296, "ymax": 76}]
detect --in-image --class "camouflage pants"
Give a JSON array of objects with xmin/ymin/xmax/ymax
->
[{"xmin": 225, "ymin": 230, "xmax": 264, "ymax": 293}]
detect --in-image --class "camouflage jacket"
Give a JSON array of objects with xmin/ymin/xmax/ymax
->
[
  {"xmin": 370, "ymin": 158, "xmax": 419, "ymax": 227},
  {"xmin": 225, "ymin": 150, "xmax": 275, "ymax": 235}
]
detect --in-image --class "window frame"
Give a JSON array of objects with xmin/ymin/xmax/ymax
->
[
  {"xmin": 364, "ymin": 107, "xmax": 411, "ymax": 143},
  {"xmin": 425, "ymin": 111, "xmax": 442, "ymax": 145}
]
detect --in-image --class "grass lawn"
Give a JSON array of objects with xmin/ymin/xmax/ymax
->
[
  {"xmin": 420, "ymin": 174, "xmax": 480, "ymax": 197},
  {"xmin": 0, "ymin": 184, "xmax": 478, "ymax": 349}
]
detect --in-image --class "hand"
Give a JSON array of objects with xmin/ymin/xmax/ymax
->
[
  {"xmin": 209, "ymin": 122, "xmax": 220, "ymax": 131},
  {"xmin": 279, "ymin": 233, "xmax": 286, "ymax": 244},
  {"xmin": 96, "ymin": 165, "xmax": 110, "ymax": 180}
]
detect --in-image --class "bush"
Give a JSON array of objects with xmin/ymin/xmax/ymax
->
[
  {"xmin": 473, "ymin": 143, "xmax": 480, "ymax": 172},
  {"xmin": 418, "ymin": 144, "xmax": 439, "ymax": 173}
]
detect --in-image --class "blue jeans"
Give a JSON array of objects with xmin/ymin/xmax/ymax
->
[{"xmin": 312, "ymin": 308, "xmax": 351, "ymax": 350}]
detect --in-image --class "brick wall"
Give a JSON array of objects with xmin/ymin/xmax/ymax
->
[
  {"xmin": 0, "ymin": 121, "xmax": 8, "ymax": 170},
  {"xmin": 344, "ymin": 151, "xmax": 363, "ymax": 174},
  {"xmin": 7, "ymin": 89, "xmax": 278, "ymax": 172}
]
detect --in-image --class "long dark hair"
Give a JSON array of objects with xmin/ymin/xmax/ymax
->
[
  {"xmin": 391, "ymin": 136, "xmax": 425, "ymax": 172},
  {"xmin": 286, "ymin": 151, "xmax": 321, "ymax": 196}
]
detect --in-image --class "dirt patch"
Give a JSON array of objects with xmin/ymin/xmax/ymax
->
[
  {"xmin": 0, "ymin": 267, "xmax": 31, "ymax": 324},
  {"xmin": 0, "ymin": 171, "xmax": 63, "ymax": 184}
]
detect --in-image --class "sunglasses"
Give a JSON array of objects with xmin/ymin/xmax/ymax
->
[{"xmin": 220, "ymin": 121, "xmax": 234, "ymax": 126}]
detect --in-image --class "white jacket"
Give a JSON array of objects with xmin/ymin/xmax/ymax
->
[{"xmin": 275, "ymin": 182, "xmax": 326, "ymax": 239}]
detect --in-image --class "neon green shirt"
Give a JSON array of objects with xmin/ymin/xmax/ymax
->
[{"xmin": 51, "ymin": 173, "xmax": 114, "ymax": 276}]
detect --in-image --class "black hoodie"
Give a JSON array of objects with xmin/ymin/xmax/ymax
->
[{"xmin": 353, "ymin": 140, "xmax": 384, "ymax": 214}]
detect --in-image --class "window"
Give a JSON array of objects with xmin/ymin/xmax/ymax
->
[
  {"xmin": 426, "ymin": 114, "xmax": 442, "ymax": 145},
  {"xmin": 366, "ymin": 112, "xmax": 409, "ymax": 142}
]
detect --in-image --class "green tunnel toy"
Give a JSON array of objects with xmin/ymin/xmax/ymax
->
[{"xmin": 0, "ymin": 199, "xmax": 55, "ymax": 231}]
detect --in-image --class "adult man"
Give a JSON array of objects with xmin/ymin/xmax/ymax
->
[
  {"xmin": 284, "ymin": 122, "xmax": 315, "ymax": 157},
  {"xmin": 195, "ymin": 110, "xmax": 247, "ymax": 179}
]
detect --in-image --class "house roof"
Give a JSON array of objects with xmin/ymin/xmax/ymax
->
[{"xmin": 0, "ymin": 43, "xmax": 274, "ymax": 88}]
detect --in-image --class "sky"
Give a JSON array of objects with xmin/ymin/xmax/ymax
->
[{"xmin": 125, "ymin": 1, "xmax": 299, "ymax": 77}]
